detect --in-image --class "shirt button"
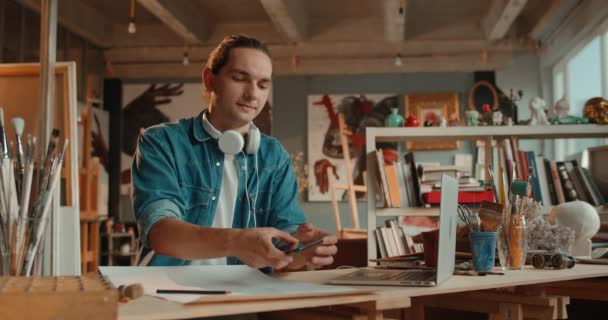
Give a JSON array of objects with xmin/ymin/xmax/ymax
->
[
  {"xmin": 212, "ymin": 196, "xmax": 216, "ymax": 201},
  {"xmin": 216, "ymin": 162, "xmax": 220, "ymax": 166}
]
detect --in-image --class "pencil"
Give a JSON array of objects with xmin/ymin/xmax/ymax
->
[{"xmin": 156, "ymin": 289, "xmax": 230, "ymax": 295}]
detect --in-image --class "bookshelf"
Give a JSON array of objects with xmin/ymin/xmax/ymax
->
[{"xmin": 365, "ymin": 125, "xmax": 608, "ymax": 264}]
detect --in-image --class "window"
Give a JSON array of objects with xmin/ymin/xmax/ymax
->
[{"xmin": 552, "ymin": 22, "xmax": 608, "ymax": 159}]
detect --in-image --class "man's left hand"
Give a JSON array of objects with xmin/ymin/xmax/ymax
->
[{"xmin": 283, "ymin": 223, "xmax": 338, "ymax": 270}]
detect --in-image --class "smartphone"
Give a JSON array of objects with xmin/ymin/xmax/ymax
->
[{"xmin": 284, "ymin": 238, "xmax": 324, "ymax": 255}]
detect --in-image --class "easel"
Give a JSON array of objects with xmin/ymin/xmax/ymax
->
[
  {"xmin": 328, "ymin": 113, "xmax": 367, "ymax": 239},
  {"xmin": 78, "ymin": 96, "xmax": 101, "ymax": 274}
]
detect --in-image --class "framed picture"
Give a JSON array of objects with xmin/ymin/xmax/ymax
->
[{"xmin": 404, "ymin": 92, "xmax": 460, "ymax": 150}]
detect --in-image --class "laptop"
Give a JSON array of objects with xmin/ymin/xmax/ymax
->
[{"xmin": 329, "ymin": 174, "xmax": 458, "ymax": 287}]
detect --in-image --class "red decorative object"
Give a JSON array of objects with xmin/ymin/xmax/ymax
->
[
  {"xmin": 405, "ymin": 114, "xmax": 419, "ymax": 127},
  {"xmin": 483, "ymin": 103, "xmax": 492, "ymax": 113}
]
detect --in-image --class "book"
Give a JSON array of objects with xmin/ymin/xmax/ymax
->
[
  {"xmin": 525, "ymin": 151, "xmax": 542, "ymax": 203},
  {"xmin": 503, "ymin": 139, "xmax": 516, "ymax": 184},
  {"xmin": 375, "ymin": 228, "xmax": 388, "ymax": 258},
  {"xmin": 405, "ymin": 152, "xmax": 425, "ymax": 207},
  {"xmin": 384, "ymin": 163, "xmax": 402, "ymax": 208},
  {"xmin": 544, "ymin": 159, "xmax": 557, "ymax": 205},
  {"xmin": 518, "ymin": 150, "xmax": 529, "ymax": 181},
  {"xmin": 380, "ymin": 226, "xmax": 398, "ymax": 257},
  {"xmin": 580, "ymin": 167, "xmax": 607, "ymax": 205},
  {"xmin": 567, "ymin": 160, "xmax": 589, "ymax": 203},
  {"xmin": 387, "ymin": 219, "xmax": 406, "ymax": 256},
  {"xmin": 394, "ymin": 161, "xmax": 411, "ymax": 208},
  {"xmin": 422, "ymin": 190, "xmax": 494, "ymax": 204},
  {"xmin": 548, "ymin": 160, "xmax": 566, "ymax": 204},
  {"xmin": 535, "ymin": 155, "xmax": 551, "ymax": 206},
  {"xmin": 375, "ymin": 149, "xmax": 391, "ymax": 207},
  {"xmin": 556, "ymin": 161, "xmax": 578, "ymax": 202}
]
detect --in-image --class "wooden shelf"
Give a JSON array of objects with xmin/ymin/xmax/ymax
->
[
  {"xmin": 367, "ymin": 125, "xmax": 608, "ymax": 143},
  {"xmin": 375, "ymin": 207, "xmax": 439, "ymax": 217},
  {"xmin": 365, "ymin": 124, "xmax": 608, "ymax": 266}
]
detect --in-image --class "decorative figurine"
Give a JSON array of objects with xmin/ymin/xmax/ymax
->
[
  {"xmin": 448, "ymin": 112, "xmax": 459, "ymax": 126},
  {"xmin": 583, "ymin": 97, "xmax": 608, "ymax": 124},
  {"xmin": 549, "ymin": 96, "xmax": 590, "ymax": 124},
  {"xmin": 465, "ymin": 110, "xmax": 479, "ymax": 126},
  {"xmin": 528, "ymin": 97, "xmax": 550, "ymax": 125},
  {"xmin": 492, "ymin": 111, "xmax": 503, "ymax": 126},
  {"xmin": 481, "ymin": 103, "xmax": 493, "ymax": 125},
  {"xmin": 384, "ymin": 107, "xmax": 404, "ymax": 127},
  {"xmin": 405, "ymin": 114, "xmax": 419, "ymax": 127},
  {"xmin": 439, "ymin": 116, "xmax": 447, "ymax": 127}
]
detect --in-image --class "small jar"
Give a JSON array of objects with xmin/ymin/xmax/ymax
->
[{"xmin": 508, "ymin": 214, "xmax": 527, "ymax": 269}]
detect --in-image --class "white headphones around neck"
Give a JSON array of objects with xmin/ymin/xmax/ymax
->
[
  {"xmin": 201, "ymin": 112, "xmax": 260, "ymax": 228},
  {"xmin": 202, "ymin": 112, "xmax": 260, "ymax": 156}
]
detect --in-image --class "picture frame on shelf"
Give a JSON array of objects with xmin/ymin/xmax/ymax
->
[{"xmin": 404, "ymin": 92, "xmax": 460, "ymax": 150}]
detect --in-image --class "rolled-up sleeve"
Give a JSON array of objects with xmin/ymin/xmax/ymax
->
[
  {"xmin": 131, "ymin": 129, "xmax": 184, "ymax": 247},
  {"xmin": 269, "ymin": 150, "xmax": 307, "ymax": 234}
]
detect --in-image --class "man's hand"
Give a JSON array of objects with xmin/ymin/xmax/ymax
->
[
  {"xmin": 228, "ymin": 227, "xmax": 298, "ymax": 270},
  {"xmin": 284, "ymin": 223, "xmax": 338, "ymax": 270}
]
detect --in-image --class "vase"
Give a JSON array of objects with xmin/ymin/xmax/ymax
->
[{"xmin": 384, "ymin": 108, "xmax": 404, "ymax": 127}]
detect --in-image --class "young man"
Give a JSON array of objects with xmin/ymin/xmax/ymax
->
[{"xmin": 132, "ymin": 35, "xmax": 337, "ymax": 270}]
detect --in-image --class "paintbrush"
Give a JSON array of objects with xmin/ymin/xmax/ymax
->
[
  {"xmin": 0, "ymin": 108, "xmax": 9, "ymax": 159},
  {"xmin": 22, "ymin": 139, "xmax": 68, "ymax": 276},
  {"xmin": 37, "ymin": 129, "xmax": 59, "ymax": 197},
  {"xmin": 10, "ymin": 118, "xmax": 25, "ymax": 205}
]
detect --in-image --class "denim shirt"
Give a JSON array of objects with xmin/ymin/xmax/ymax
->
[{"xmin": 132, "ymin": 111, "xmax": 306, "ymax": 266}]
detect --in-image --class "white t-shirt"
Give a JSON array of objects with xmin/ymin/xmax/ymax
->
[{"xmin": 190, "ymin": 115, "xmax": 239, "ymax": 265}]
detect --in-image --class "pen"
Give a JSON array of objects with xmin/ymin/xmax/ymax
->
[{"xmin": 156, "ymin": 289, "xmax": 230, "ymax": 295}]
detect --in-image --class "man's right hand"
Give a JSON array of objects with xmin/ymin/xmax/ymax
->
[{"xmin": 228, "ymin": 228, "xmax": 299, "ymax": 269}]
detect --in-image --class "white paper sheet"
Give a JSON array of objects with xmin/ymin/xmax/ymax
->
[{"xmin": 99, "ymin": 265, "xmax": 361, "ymax": 304}]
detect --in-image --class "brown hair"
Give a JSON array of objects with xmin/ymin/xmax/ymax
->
[{"xmin": 206, "ymin": 35, "xmax": 271, "ymax": 75}]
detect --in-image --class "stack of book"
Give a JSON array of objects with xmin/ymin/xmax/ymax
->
[
  {"xmin": 374, "ymin": 218, "xmax": 422, "ymax": 258},
  {"xmin": 373, "ymin": 149, "xmax": 494, "ymax": 208}
]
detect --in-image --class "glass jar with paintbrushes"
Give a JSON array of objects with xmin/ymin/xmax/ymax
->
[
  {"xmin": 506, "ymin": 179, "xmax": 530, "ymax": 269},
  {"xmin": 0, "ymin": 109, "xmax": 68, "ymax": 276}
]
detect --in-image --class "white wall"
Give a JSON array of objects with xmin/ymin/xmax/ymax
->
[{"xmin": 496, "ymin": 52, "xmax": 544, "ymax": 152}]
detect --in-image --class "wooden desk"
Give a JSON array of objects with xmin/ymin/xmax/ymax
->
[{"xmin": 119, "ymin": 264, "xmax": 608, "ymax": 320}]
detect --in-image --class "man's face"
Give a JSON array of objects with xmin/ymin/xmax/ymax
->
[{"xmin": 207, "ymin": 47, "xmax": 272, "ymax": 128}]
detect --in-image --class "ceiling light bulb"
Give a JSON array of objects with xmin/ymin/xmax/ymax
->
[
  {"xmin": 394, "ymin": 54, "xmax": 403, "ymax": 67},
  {"xmin": 182, "ymin": 52, "xmax": 190, "ymax": 66},
  {"xmin": 128, "ymin": 18, "xmax": 136, "ymax": 34}
]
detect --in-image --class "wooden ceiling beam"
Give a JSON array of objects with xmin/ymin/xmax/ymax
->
[
  {"xmin": 527, "ymin": 0, "xmax": 562, "ymax": 39},
  {"xmin": 259, "ymin": 0, "xmax": 308, "ymax": 43},
  {"xmin": 136, "ymin": 0, "xmax": 208, "ymax": 44},
  {"xmin": 105, "ymin": 40, "xmax": 521, "ymax": 63},
  {"xmin": 382, "ymin": 0, "xmax": 406, "ymax": 42},
  {"xmin": 108, "ymin": 51, "xmax": 512, "ymax": 79},
  {"xmin": 15, "ymin": 0, "xmax": 112, "ymax": 48},
  {"xmin": 482, "ymin": 0, "xmax": 528, "ymax": 40}
]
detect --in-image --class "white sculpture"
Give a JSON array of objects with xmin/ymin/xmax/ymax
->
[
  {"xmin": 492, "ymin": 111, "xmax": 503, "ymax": 125},
  {"xmin": 548, "ymin": 201, "xmax": 600, "ymax": 257},
  {"xmin": 529, "ymin": 97, "xmax": 550, "ymax": 125},
  {"xmin": 554, "ymin": 96, "xmax": 570, "ymax": 119}
]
